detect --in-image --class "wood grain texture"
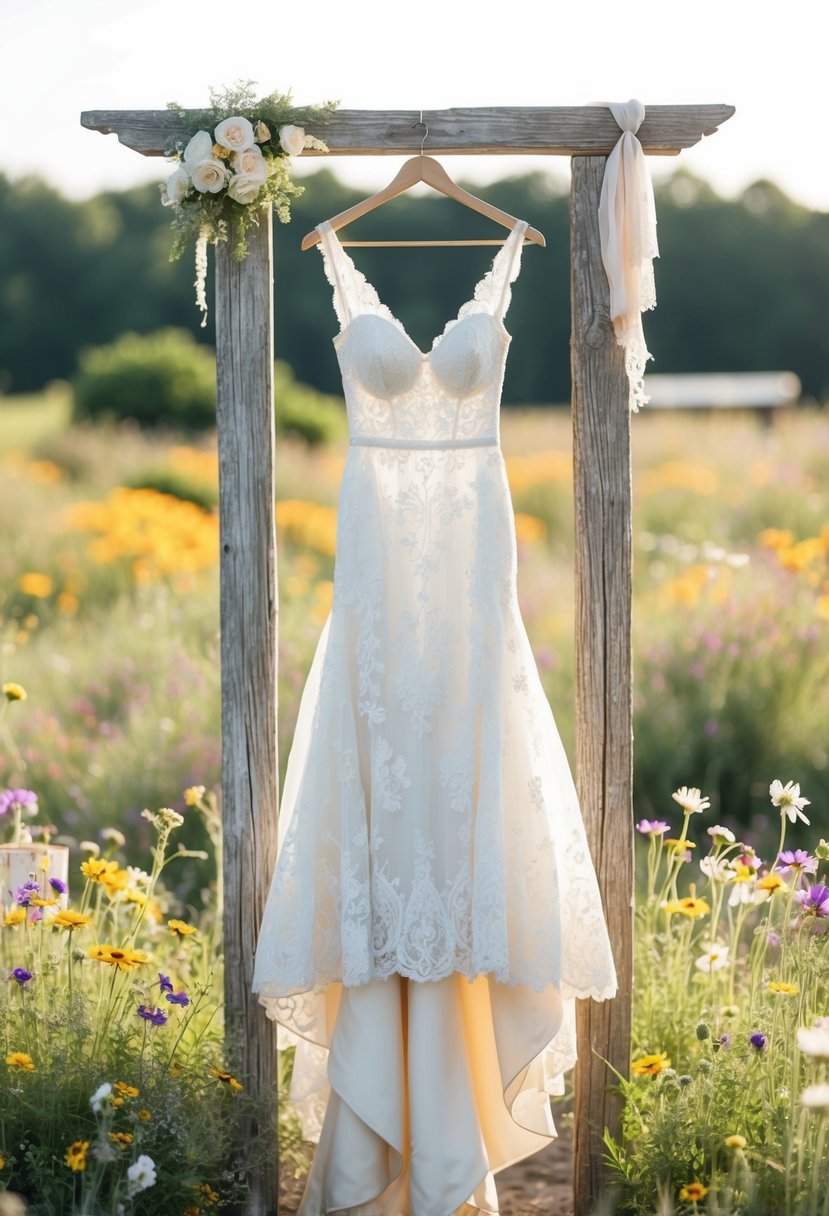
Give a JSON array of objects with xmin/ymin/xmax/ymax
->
[
  {"xmin": 569, "ymin": 156, "xmax": 634, "ymax": 1215},
  {"xmin": 80, "ymin": 103, "xmax": 734, "ymax": 157},
  {"xmin": 215, "ymin": 210, "xmax": 279, "ymax": 1215}
]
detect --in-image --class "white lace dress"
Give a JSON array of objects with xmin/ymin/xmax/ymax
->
[{"xmin": 252, "ymin": 219, "xmax": 617, "ymax": 1216}]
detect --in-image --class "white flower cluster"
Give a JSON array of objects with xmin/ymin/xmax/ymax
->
[{"xmin": 162, "ymin": 116, "xmax": 309, "ymax": 209}]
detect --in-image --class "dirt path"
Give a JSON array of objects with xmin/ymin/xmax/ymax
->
[{"xmin": 278, "ymin": 1129, "xmax": 574, "ymax": 1214}]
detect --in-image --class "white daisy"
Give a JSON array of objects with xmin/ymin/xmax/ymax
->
[
  {"xmin": 672, "ymin": 787, "xmax": 711, "ymax": 816},
  {"xmin": 694, "ymin": 944, "xmax": 730, "ymax": 973},
  {"xmin": 801, "ymin": 1084, "xmax": 829, "ymax": 1111},
  {"xmin": 769, "ymin": 779, "xmax": 811, "ymax": 825}
]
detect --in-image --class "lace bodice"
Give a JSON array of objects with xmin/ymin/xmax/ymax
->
[{"xmin": 317, "ymin": 219, "xmax": 528, "ymax": 446}]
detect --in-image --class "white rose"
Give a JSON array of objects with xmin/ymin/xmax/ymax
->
[
  {"xmin": 190, "ymin": 159, "xmax": 229, "ymax": 194},
  {"xmin": 161, "ymin": 166, "xmax": 190, "ymax": 206},
  {"xmin": 231, "ymin": 146, "xmax": 268, "ymax": 178},
  {"xmin": 278, "ymin": 124, "xmax": 306, "ymax": 157},
  {"xmin": 182, "ymin": 130, "xmax": 214, "ymax": 165},
  {"xmin": 227, "ymin": 174, "xmax": 266, "ymax": 205},
  {"xmin": 214, "ymin": 115, "xmax": 255, "ymax": 152}
]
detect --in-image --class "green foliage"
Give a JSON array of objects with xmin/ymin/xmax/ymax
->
[
  {"xmin": 70, "ymin": 328, "xmax": 345, "ymax": 444},
  {"xmin": 72, "ymin": 329, "xmax": 217, "ymax": 432},
  {"xmin": 604, "ymin": 801, "xmax": 829, "ymax": 1214},
  {"xmin": 2, "ymin": 167, "xmax": 828, "ymax": 403},
  {"xmin": 0, "ymin": 773, "xmax": 275, "ymax": 1214},
  {"xmin": 274, "ymin": 359, "xmax": 346, "ymax": 446}
]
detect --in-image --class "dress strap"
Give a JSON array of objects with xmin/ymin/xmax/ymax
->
[
  {"xmin": 494, "ymin": 220, "xmax": 528, "ymax": 318},
  {"xmin": 316, "ymin": 221, "xmax": 353, "ymax": 328}
]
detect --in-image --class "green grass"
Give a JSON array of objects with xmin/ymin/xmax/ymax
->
[{"xmin": 0, "ymin": 383, "xmax": 73, "ymax": 453}]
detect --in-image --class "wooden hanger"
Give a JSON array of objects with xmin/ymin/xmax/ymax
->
[{"xmin": 300, "ymin": 149, "xmax": 545, "ymax": 251}]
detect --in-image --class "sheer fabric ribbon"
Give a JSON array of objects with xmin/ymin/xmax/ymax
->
[{"xmin": 597, "ymin": 98, "xmax": 659, "ymax": 412}]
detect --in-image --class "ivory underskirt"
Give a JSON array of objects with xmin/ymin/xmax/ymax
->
[{"xmin": 269, "ymin": 973, "xmax": 573, "ymax": 1215}]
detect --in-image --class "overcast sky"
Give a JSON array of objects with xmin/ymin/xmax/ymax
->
[{"xmin": 1, "ymin": 0, "xmax": 826, "ymax": 212}]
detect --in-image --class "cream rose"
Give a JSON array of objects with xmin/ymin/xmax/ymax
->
[
  {"xmin": 231, "ymin": 146, "xmax": 269, "ymax": 179},
  {"xmin": 278, "ymin": 124, "xmax": 306, "ymax": 157},
  {"xmin": 183, "ymin": 130, "xmax": 213, "ymax": 165},
  {"xmin": 226, "ymin": 174, "xmax": 266, "ymax": 205},
  {"xmin": 190, "ymin": 159, "xmax": 229, "ymax": 194},
  {"xmin": 161, "ymin": 166, "xmax": 190, "ymax": 206},
  {"xmin": 214, "ymin": 115, "xmax": 255, "ymax": 152}
]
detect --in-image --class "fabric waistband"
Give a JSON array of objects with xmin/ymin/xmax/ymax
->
[{"xmin": 350, "ymin": 436, "xmax": 498, "ymax": 450}]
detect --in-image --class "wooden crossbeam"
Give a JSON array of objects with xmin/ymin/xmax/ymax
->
[{"xmin": 80, "ymin": 103, "xmax": 734, "ymax": 157}]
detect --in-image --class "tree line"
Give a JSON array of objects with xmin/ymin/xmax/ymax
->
[{"xmin": 1, "ymin": 166, "xmax": 827, "ymax": 405}]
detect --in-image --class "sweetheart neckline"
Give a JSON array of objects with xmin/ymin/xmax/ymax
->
[
  {"xmin": 333, "ymin": 308, "xmax": 512, "ymax": 361},
  {"xmin": 322, "ymin": 219, "xmax": 527, "ymax": 357}
]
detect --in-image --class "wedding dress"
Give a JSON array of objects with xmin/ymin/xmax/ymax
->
[{"xmin": 252, "ymin": 217, "xmax": 617, "ymax": 1215}]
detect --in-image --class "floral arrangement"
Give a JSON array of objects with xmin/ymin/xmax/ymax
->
[{"xmin": 160, "ymin": 82, "xmax": 337, "ymax": 325}]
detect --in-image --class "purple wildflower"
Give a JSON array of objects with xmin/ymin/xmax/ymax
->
[
  {"xmin": 48, "ymin": 877, "xmax": 67, "ymax": 894},
  {"xmin": 636, "ymin": 819, "xmax": 671, "ymax": 837},
  {"xmin": 776, "ymin": 849, "xmax": 818, "ymax": 878},
  {"xmin": 13, "ymin": 880, "xmax": 40, "ymax": 907},
  {"xmin": 795, "ymin": 884, "xmax": 829, "ymax": 918},
  {"xmin": 137, "ymin": 1005, "xmax": 168, "ymax": 1026},
  {"xmin": 767, "ymin": 931, "xmax": 780, "ymax": 948},
  {"xmin": 749, "ymin": 1032, "xmax": 767, "ymax": 1052},
  {"xmin": 0, "ymin": 788, "xmax": 38, "ymax": 817},
  {"xmin": 719, "ymin": 1033, "xmax": 732, "ymax": 1051},
  {"xmin": 157, "ymin": 972, "xmax": 173, "ymax": 994},
  {"xmin": 11, "ymin": 967, "xmax": 32, "ymax": 987},
  {"xmin": 165, "ymin": 990, "xmax": 191, "ymax": 1007},
  {"xmin": 28, "ymin": 907, "xmax": 42, "ymax": 923}
]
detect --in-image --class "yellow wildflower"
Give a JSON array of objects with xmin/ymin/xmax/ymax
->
[
  {"xmin": 768, "ymin": 981, "xmax": 799, "ymax": 996},
  {"xmin": 2, "ymin": 682, "xmax": 27, "ymax": 702},
  {"xmin": 757, "ymin": 872, "xmax": 786, "ymax": 894},
  {"xmin": 64, "ymin": 1140, "xmax": 90, "ymax": 1172},
  {"xmin": 664, "ymin": 897, "xmax": 710, "ymax": 918},
  {"xmin": 679, "ymin": 1182, "xmax": 709, "ymax": 1202},
  {"xmin": 50, "ymin": 909, "xmax": 94, "ymax": 930},
  {"xmin": 210, "ymin": 1066, "xmax": 243, "ymax": 1092},
  {"xmin": 80, "ymin": 857, "xmax": 115, "ymax": 881},
  {"xmin": 87, "ymin": 945, "xmax": 149, "ymax": 972},
  {"xmin": 199, "ymin": 1182, "xmax": 220, "ymax": 1205},
  {"xmin": 108, "ymin": 1131, "xmax": 134, "ymax": 1147},
  {"xmin": 168, "ymin": 918, "xmax": 198, "ymax": 937},
  {"xmin": 664, "ymin": 839, "xmax": 697, "ymax": 850},
  {"xmin": 758, "ymin": 528, "xmax": 794, "ymax": 551},
  {"xmin": 5, "ymin": 1051, "xmax": 35, "ymax": 1071},
  {"xmin": 631, "ymin": 1052, "xmax": 671, "ymax": 1078},
  {"xmin": 4, "ymin": 907, "xmax": 27, "ymax": 926},
  {"xmin": 184, "ymin": 785, "xmax": 205, "ymax": 807},
  {"xmin": 137, "ymin": 1108, "xmax": 152, "ymax": 1121},
  {"xmin": 724, "ymin": 1134, "xmax": 747, "ymax": 1149},
  {"xmin": 30, "ymin": 896, "xmax": 58, "ymax": 907},
  {"xmin": 514, "ymin": 513, "xmax": 546, "ymax": 545},
  {"xmin": 18, "ymin": 572, "xmax": 53, "ymax": 598},
  {"xmin": 114, "ymin": 1081, "xmax": 139, "ymax": 1098}
]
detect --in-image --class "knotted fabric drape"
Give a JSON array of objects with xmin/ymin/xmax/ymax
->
[{"xmin": 597, "ymin": 98, "xmax": 659, "ymax": 411}]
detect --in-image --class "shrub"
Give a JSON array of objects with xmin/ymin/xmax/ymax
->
[
  {"xmin": 72, "ymin": 330, "xmax": 346, "ymax": 444},
  {"xmin": 274, "ymin": 360, "xmax": 346, "ymax": 447},
  {"xmin": 72, "ymin": 329, "xmax": 217, "ymax": 432}
]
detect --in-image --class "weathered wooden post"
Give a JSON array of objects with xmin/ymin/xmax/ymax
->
[
  {"xmin": 570, "ymin": 154, "xmax": 634, "ymax": 1214},
  {"xmin": 214, "ymin": 209, "xmax": 279, "ymax": 1213}
]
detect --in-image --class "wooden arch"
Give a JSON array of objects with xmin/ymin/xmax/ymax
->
[{"xmin": 81, "ymin": 102, "xmax": 734, "ymax": 1215}]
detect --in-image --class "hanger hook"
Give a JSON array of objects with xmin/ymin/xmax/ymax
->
[{"xmin": 412, "ymin": 109, "xmax": 428, "ymax": 155}]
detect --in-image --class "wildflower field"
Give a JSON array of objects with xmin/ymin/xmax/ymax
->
[{"xmin": 0, "ymin": 385, "xmax": 828, "ymax": 1212}]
